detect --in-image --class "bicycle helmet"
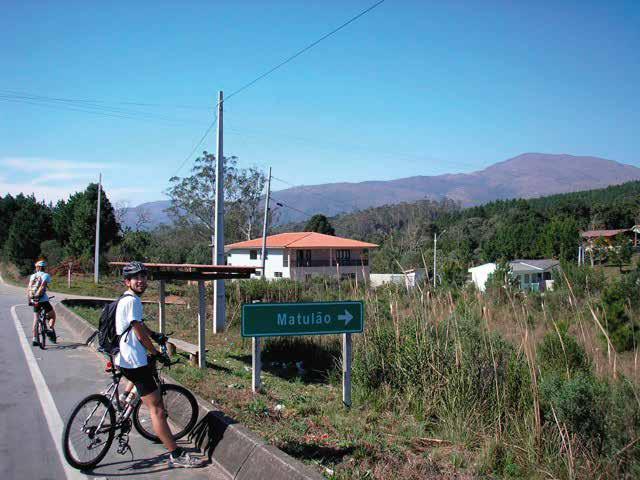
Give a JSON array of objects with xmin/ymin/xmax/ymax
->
[
  {"xmin": 35, "ymin": 260, "xmax": 47, "ymax": 267},
  {"xmin": 123, "ymin": 261, "xmax": 148, "ymax": 279}
]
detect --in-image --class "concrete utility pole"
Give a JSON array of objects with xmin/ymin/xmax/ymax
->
[
  {"xmin": 94, "ymin": 173, "xmax": 102, "ymax": 284},
  {"xmin": 260, "ymin": 167, "xmax": 272, "ymax": 278},
  {"xmin": 213, "ymin": 91, "xmax": 226, "ymax": 333},
  {"xmin": 433, "ymin": 230, "xmax": 446, "ymax": 288}
]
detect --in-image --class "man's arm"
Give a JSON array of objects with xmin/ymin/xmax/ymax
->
[{"xmin": 131, "ymin": 321, "xmax": 161, "ymax": 356}]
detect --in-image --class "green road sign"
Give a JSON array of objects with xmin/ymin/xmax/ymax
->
[{"xmin": 242, "ymin": 301, "xmax": 364, "ymax": 337}]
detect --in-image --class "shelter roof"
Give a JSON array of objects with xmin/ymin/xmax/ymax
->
[
  {"xmin": 109, "ymin": 262, "xmax": 257, "ymax": 281},
  {"xmin": 225, "ymin": 232, "xmax": 378, "ymax": 250}
]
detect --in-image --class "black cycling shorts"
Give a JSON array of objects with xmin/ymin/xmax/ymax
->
[
  {"xmin": 119, "ymin": 364, "xmax": 158, "ymax": 397},
  {"xmin": 32, "ymin": 301, "xmax": 53, "ymax": 314}
]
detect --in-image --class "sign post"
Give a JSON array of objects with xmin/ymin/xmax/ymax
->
[{"xmin": 242, "ymin": 301, "xmax": 364, "ymax": 405}]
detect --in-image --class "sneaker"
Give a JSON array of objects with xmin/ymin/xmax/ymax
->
[
  {"xmin": 168, "ymin": 451, "xmax": 204, "ymax": 468},
  {"xmin": 48, "ymin": 328, "xmax": 57, "ymax": 343},
  {"xmin": 32, "ymin": 339, "xmax": 39, "ymax": 347}
]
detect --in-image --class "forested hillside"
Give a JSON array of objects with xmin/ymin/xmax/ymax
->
[{"xmin": 293, "ymin": 180, "xmax": 640, "ymax": 276}]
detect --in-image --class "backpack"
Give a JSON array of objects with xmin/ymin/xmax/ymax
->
[{"xmin": 97, "ymin": 294, "xmax": 133, "ymax": 355}]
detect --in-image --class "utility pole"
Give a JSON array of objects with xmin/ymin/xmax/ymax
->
[
  {"xmin": 433, "ymin": 229, "xmax": 446, "ymax": 288},
  {"xmin": 260, "ymin": 167, "xmax": 272, "ymax": 278},
  {"xmin": 213, "ymin": 91, "xmax": 226, "ymax": 333},
  {"xmin": 433, "ymin": 232, "xmax": 437, "ymax": 289},
  {"xmin": 94, "ymin": 173, "xmax": 102, "ymax": 284}
]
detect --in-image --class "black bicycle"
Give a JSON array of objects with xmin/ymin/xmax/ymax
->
[
  {"xmin": 61, "ymin": 339, "xmax": 198, "ymax": 470},
  {"xmin": 33, "ymin": 295, "xmax": 54, "ymax": 349}
]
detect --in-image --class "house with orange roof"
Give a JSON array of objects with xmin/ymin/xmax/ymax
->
[{"xmin": 225, "ymin": 232, "xmax": 378, "ymax": 282}]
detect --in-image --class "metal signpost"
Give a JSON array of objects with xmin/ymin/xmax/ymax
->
[{"xmin": 242, "ymin": 301, "xmax": 364, "ymax": 407}]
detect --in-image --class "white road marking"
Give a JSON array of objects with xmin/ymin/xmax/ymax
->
[{"xmin": 11, "ymin": 304, "xmax": 88, "ymax": 480}]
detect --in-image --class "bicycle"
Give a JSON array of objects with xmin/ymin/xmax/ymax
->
[
  {"xmin": 32, "ymin": 295, "xmax": 54, "ymax": 350},
  {"xmin": 61, "ymin": 338, "xmax": 199, "ymax": 470}
]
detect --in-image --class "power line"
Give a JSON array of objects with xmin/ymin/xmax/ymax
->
[
  {"xmin": 171, "ymin": 112, "xmax": 219, "ymax": 178},
  {"xmin": 0, "ymin": 89, "xmax": 214, "ymax": 111},
  {"xmin": 0, "ymin": 95, "xmax": 201, "ymax": 126},
  {"xmin": 176, "ymin": 0, "xmax": 386, "ymax": 175},
  {"xmin": 271, "ymin": 196, "xmax": 315, "ymax": 219},
  {"xmin": 271, "ymin": 175, "xmax": 359, "ymax": 213},
  {"xmin": 224, "ymin": 0, "xmax": 386, "ymax": 103}
]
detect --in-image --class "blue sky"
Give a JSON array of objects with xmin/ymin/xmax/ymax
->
[{"xmin": 1, "ymin": 0, "xmax": 638, "ymax": 206}]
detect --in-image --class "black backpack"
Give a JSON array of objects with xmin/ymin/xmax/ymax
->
[{"xmin": 97, "ymin": 294, "xmax": 133, "ymax": 355}]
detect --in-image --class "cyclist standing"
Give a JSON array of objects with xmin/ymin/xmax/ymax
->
[
  {"xmin": 115, "ymin": 261, "xmax": 202, "ymax": 468},
  {"xmin": 28, "ymin": 259, "xmax": 56, "ymax": 346}
]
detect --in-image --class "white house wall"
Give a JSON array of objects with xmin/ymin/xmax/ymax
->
[{"xmin": 226, "ymin": 248, "xmax": 290, "ymax": 279}]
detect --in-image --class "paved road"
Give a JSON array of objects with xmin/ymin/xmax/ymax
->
[{"xmin": 0, "ymin": 278, "xmax": 226, "ymax": 480}]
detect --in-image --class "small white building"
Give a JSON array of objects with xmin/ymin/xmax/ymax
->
[
  {"xmin": 468, "ymin": 259, "xmax": 560, "ymax": 292},
  {"xmin": 226, "ymin": 232, "xmax": 378, "ymax": 282},
  {"xmin": 369, "ymin": 268, "xmax": 427, "ymax": 289}
]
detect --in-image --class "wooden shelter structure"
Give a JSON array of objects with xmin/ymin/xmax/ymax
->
[{"xmin": 109, "ymin": 262, "xmax": 257, "ymax": 368}]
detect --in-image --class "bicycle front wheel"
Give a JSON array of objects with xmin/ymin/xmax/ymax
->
[
  {"xmin": 133, "ymin": 384, "xmax": 198, "ymax": 441},
  {"xmin": 62, "ymin": 394, "xmax": 116, "ymax": 470}
]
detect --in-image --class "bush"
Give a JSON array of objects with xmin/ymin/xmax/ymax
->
[
  {"xmin": 601, "ymin": 279, "xmax": 638, "ymax": 351},
  {"xmin": 537, "ymin": 326, "xmax": 591, "ymax": 377},
  {"xmin": 539, "ymin": 372, "xmax": 607, "ymax": 451}
]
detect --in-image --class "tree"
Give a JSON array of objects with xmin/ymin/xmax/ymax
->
[
  {"xmin": 166, "ymin": 151, "xmax": 266, "ymax": 245},
  {"xmin": 304, "ymin": 214, "xmax": 335, "ymax": 235},
  {"xmin": 2, "ymin": 196, "xmax": 53, "ymax": 274},
  {"xmin": 65, "ymin": 183, "xmax": 121, "ymax": 260}
]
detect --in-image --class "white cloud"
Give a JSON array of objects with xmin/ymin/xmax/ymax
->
[
  {"xmin": 0, "ymin": 156, "xmax": 161, "ymax": 205},
  {"xmin": 1, "ymin": 157, "xmax": 116, "ymax": 172}
]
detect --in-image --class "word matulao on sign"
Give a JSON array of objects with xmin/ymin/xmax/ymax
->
[{"xmin": 241, "ymin": 301, "xmax": 364, "ymax": 337}]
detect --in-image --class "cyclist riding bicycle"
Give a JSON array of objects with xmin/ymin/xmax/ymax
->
[
  {"xmin": 28, "ymin": 259, "xmax": 56, "ymax": 346},
  {"xmin": 115, "ymin": 261, "xmax": 203, "ymax": 468}
]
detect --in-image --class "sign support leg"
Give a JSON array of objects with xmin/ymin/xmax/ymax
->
[
  {"xmin": 198, "ymin": 281, "xmax": 206, "ymax": 369},
  {"xmin": 343, "ymin": 333, "xmax": 352, "ymax": 407},
  {"xmin": 158, "ymin": 280, "xmax": 166, "ymax": 333},
  {"xmin": 252, "ymin": 337, "xmax": 261, "ymax": 393}
]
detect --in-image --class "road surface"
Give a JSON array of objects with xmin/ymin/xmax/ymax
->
[{"xmin": 0, "ymin": 277, "xmax": 226, "ymax": 480}]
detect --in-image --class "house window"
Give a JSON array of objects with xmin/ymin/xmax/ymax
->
[
  {"xmin": 336, "ymin": 249, "xmax": 350, "ymax": 263},
  {"xmin": 274, "ymin": 272, "xmax": 282, "ymax": 278},
  {"xmin": 341, "ymin": 273, "xmax": 356, "ymax": 280},
  {"xmin": 283, "ymin": 253, "xmax": 288, "ymax": 267},
  {"xmin": 524, "ymin": 274, "xmax": 530, "ymax": 284},
  {"xmin": 362, "ymin": 249, "xmax": 369, "ymax": 266},
  {"xmin": 250, "ymin": 250, "xmax": 257, "ymax": 260}
]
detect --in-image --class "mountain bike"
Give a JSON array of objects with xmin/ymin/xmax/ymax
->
[
  {"xmin": 33, "ymin": 295, "xmax": 54, "ymax": 350},
  {"xmin": 61, "ymin": 339, "xmax": 198, "ymax": 470}
]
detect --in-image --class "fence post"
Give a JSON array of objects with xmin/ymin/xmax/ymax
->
[{"xmin": 343, "ymin": 333, "xmax": 352, "ymax": 407}]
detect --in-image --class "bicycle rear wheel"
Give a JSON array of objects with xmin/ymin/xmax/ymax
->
[
  {"xmin": 37, "ymin": 313, "xmax": 46, "ymax": 349},
  {"xmin": 133, "ymin": 384, "xmax": 198, "ymax": 441},
  {"xmin": 62, "ymin": 394, "xmax": 116, "ymax": 470}
]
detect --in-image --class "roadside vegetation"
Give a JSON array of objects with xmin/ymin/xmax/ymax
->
[{"xmin": 52, "ymin": 267, "xmax": 640, "ymax": 480}]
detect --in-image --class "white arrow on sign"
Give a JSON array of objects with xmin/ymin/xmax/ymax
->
[{"xmin": 338, "ymin": 309, "xmax": 353, "ymax": 326}]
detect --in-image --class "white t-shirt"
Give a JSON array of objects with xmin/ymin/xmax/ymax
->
[
  {"xmin": 29, "ymin": 271, "xmax": 52, "ymax": 301},
  {"xmin": 114, "ymin": 292, "xmax": 148, "ymax": 369}
]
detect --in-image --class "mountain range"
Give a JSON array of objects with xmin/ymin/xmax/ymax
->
[{"xmin": 122, "ymin": 153, "xmax": 640, "ymax": 229}]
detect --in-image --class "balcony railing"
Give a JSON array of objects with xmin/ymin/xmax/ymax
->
[{"xmin": 292, "ymin": 259, "xmax": 368, "ymax": 267}]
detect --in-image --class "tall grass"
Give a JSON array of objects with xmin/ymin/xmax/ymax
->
[{"xmin": 223, "ymin": 275, "xmax": 640, "ymax": 478}]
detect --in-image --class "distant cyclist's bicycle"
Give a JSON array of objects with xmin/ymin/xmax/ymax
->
[
  {"xmin": 62, "ymin": 338, "xmax": 198, "ymax": 470},
  {"xmin": 32, "ymin": 295, "xmax": 54, "ymax": 349}
]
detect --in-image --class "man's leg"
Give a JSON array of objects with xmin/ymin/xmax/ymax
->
[
  {"xmin": 31, "ymin": 312, "xmax": 38, "ymax": 346},
  {"xmin": 139, "ymin": 389, "xmax": 177, "ymax": 451},
  {"xmin": 48, "ymin": 309, "xmax": 56, "ymax": 329}
]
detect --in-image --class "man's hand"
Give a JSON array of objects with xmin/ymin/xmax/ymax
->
[
  {"xmin": 150, "ymin": 332, "xmax": 168, "ymax": 345},
  {"xmin": 153, "ymin": 352, "xmax": 171, "ymax": 366}
]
